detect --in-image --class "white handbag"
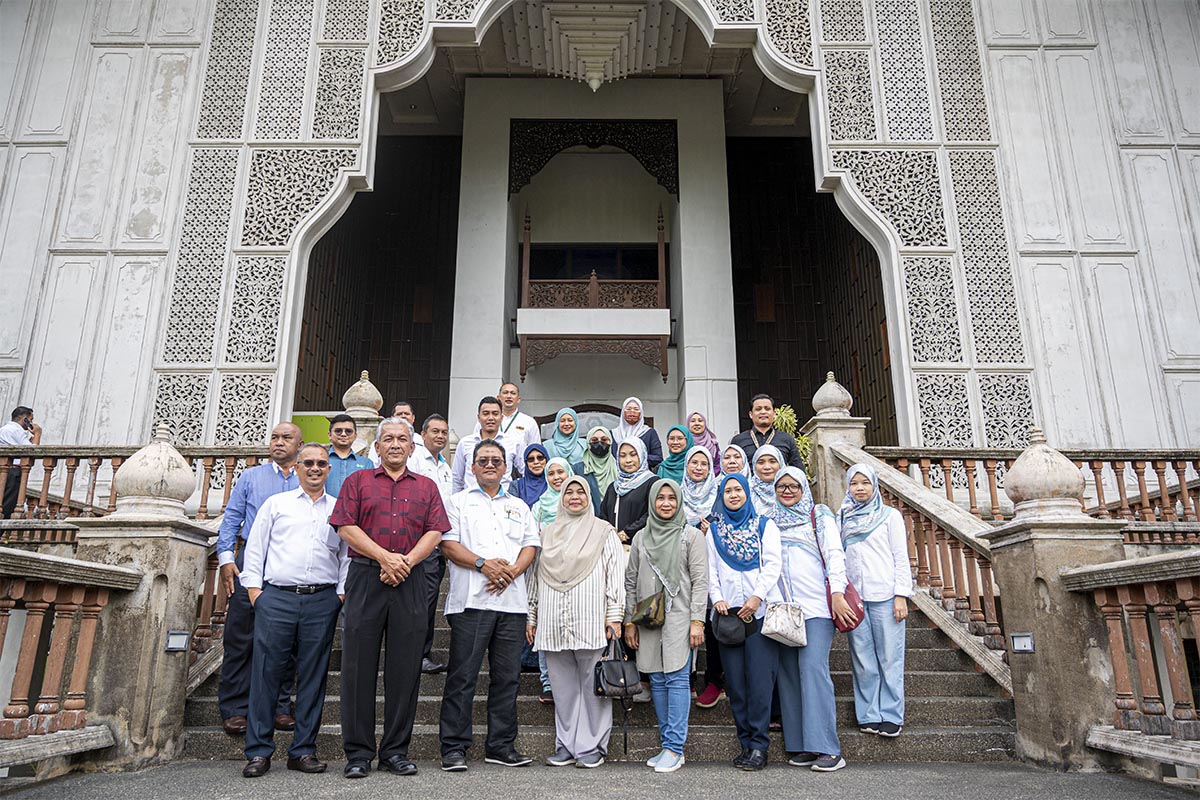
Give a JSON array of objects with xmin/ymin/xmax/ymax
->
[{"xmin": 763, "ymin": 547, "xmax": 807, "ymax": 647}]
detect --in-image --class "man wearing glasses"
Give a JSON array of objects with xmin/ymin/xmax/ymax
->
[
  {"xmin": 326, "ymin": 414, "xmax": 373, "ymax": 496},
  {"xmin": 239, "ymin": 444, "xmax": 348, "ymax": 777}
]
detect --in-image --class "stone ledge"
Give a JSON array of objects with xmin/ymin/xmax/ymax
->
[
  {"xmin": 0, "ymin": 725, "xmax": 114, "ymax": 768},
  {"xmin": 1060, "ymin": 551, "xmax": 1200, "ymax": 592},
  {"xmin": 910, "ymin": 591, "xmax": 1012, "ymax": 695},
  {"xmin": 0, "ymin": 546, "xmax": 142, "ymax": 591},
  {"xmin": 1086, "ymin": 724, "xmax": 1200, "ymax": 768}
]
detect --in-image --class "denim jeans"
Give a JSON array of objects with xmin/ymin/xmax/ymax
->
[
  {"xmin": 777, "ymin": 617, "xmax": 840, "ymax": 756},
  {"xmin": 848, "ymin": 598, "xmax": 906, "ymax": 725},
  {"xmin": 648, "ymin": 653, "xmax": 693, "ymax": 754}
]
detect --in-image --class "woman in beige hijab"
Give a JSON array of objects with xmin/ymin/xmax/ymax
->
[{"xmin": 526, "ymin": 476, "xmax": 625, "ymax": 768}]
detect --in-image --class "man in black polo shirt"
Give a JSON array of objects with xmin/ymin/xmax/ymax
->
[{"xmin": 730, "ymin": 393, "xmax": 806, "ymax": 471}]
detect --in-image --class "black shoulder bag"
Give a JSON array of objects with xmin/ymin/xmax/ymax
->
[{"xmin": 593, "ymin": 636, "xmax": 640, "ymax": 754}]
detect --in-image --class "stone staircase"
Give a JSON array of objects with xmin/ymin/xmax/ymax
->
[{"xmin": 183, "ymin": 581, "xmax": 1015, "ymax": 764}]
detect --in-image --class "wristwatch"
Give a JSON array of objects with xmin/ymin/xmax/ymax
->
[{"xmin": 474, "ymin": 557, "xmax": 486, "ymax": 572}]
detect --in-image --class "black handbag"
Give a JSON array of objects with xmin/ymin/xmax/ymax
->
[
  {"xmin": 593, "ymin": 636, "xmax": 640, "ymax": 754},
  {"xmin": 713, "ymin": 609, "xmax": 762, "ymax": 646}
]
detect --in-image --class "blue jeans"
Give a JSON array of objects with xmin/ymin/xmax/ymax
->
[
  {"xmin": 648, "ymin": 654, "xmax": 692, "ymax": 754},
  {"xmin": 848, "ymin": 599, "xmax": 906, "ymax": 725},
  {"xmin": 777, "ymin": 617, "xmax": 840, "ymax": 756}
]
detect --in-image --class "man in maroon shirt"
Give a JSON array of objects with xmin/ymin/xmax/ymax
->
[{"xmin": 331, "ymin": 417, "xmax": 450, "ymax": 779}]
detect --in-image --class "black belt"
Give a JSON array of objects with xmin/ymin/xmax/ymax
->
[{"xmin": 266, "ymin": 582, "xmax": 334, "ymax": 595}]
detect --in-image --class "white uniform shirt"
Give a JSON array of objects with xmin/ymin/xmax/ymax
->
[
  {"xmin": 0, "ymin": 421, "xmax": 32, "ymax": 447},
  {"xmin": 777, "ymin": 507, "xmax": 848, "ymax": 621},
  {"xmin": 706, "ymin": 517, "xmax": 783, "ymax": 619},
  {"xmin": 843, "ymin": 506, "xmax": 913, "ymax": 602},
  {"xmin": 407, "ymin": 446, "xmax": 453, "ymax": 508},
  {"xmin": 451, "ymin": 433, "xmax": 518, "ymax": 493},
  {"xmin": 494, "ymin": 410, "xmax": 540, "ymax": 475},
  {"xmin": 239, "ymin": 487, "xmax": 350, "ymax": 594},
  {"xmin": 443, "ymin": 487, "xmax": 540, "ymax": 616}
]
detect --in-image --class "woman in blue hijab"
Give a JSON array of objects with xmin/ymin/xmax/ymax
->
[{"xmin": 510, "ymin": 444, "xmax": 549, "ymax": 508}]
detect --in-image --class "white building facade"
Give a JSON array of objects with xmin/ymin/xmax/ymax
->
[{"xmin": 0, "ymin": 0, "xmax": 1197, "ymax": 450}]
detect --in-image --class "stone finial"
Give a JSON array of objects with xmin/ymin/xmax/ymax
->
[
  {"xmin": 1005, "ymin": 427, "xmax": 1086, "ymax": 520},
  {"xmin": 343, "ymin": 370, "xmax": 383, "ymax": 416},
  {"xmin": 812, "ymin": 372, "xmax": 853, "ymax": 418},
  {"xmin": 110, "ymin": 424, "xmax": 195, "ymax": 518}
]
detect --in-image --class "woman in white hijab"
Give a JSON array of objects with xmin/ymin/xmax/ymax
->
[
  {"xmin": 612, "ymin": 397, "xmax": 663, "ymax": 472},
  {"xmin": 527, "ymin": 477, "xmax": 626, "ymax": 768}
]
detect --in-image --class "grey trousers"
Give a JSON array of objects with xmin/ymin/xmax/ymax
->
[{"xmin": 545, "ymin": 648, "xmax": 611, "ymax": 759}]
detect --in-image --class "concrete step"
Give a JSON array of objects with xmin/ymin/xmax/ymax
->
[
  {"xmin": 182, "ymin": 723, "xmax": 1015, "ymax": 763},
  {"xmin": 184, "ymin": 693, "xmax": 1015, "ymax": 729}
]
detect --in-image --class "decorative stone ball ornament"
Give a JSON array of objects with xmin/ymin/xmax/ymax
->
[
  {"xmin": 111, "ymin": 424, "xmax": 195, "ymax": 518},
  {"xmin": 342, "ymin": 370, "xmax": 383, "ymax": 416},
  {"xmin": 812, "ymin": 371, "xmax": 853, "ymax": 417},
  {"xmin": 1004, "ymin": 427, "xmax": 1085, "ymax": 519}
]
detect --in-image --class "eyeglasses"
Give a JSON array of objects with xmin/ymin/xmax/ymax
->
[
  {"xmin": 527, "ymin": 454, "xmax": 547, "ymax": 462},
  {"xmin": 330, "ymin": 428, "xmax": 354, "ymax": 435},
  {"xmin": 301, "ymin": 459, "xmax": 330, "ymax": 469},
  {"xmin": 776, "ymin": 484, "xmax": 801, "ymax": 494},
  {"xmin": 475, "ymin": 457, "xmax": 505, "ymax": 467}
]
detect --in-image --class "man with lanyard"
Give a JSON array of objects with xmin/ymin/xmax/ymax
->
[
  {"xmin": 326, "ymin": 414, "xmax": 373, "ymax": 496},
  {"xmin": 332, "ymin": 417, "xmax": 450, "ymax": 779},
  {"xmin": 216, "ymin": 422, "xmax": 304, "ymax": 736},
  {"xmin": 438, "ymin": 438, "xmax": 539, "ymax": 771},
  {"xmin": 407, "ymin": 413, "xmax": 454, "ymax": 674},
  {"xmin": 453, "ymin": 397, "xmax": 519, "ymax": 493},
  {"xmin": 495, "ymin": 383, "xmax": 539, "ymax": 477},
  {"xmin": 730, "ymin": 393, "xmax": 805, "ymax": 470}
]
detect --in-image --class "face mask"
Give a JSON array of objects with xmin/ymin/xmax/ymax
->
[{"xmin": 589, "ymin": 441, "xmax": 610, "ymax": 456}]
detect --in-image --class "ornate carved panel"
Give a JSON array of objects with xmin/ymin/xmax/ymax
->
[
  {"xmin": 196, "ymin": 0, "xmax": 261, "ymax": 139},
  {"xmin": 929, "ymin": 0, "xmax": 992, "ymax": 142},
  {"xmin": 915, "ymin": 372, "xmax": 975, "ymax": 447},
  {"xmin": 215, "ymin": 373, "xmax": 274, "ymax": 445},
  {"xmin": 904, "ymin": 256, "xmax": 964, "ymax": 363},
  {"xmin": 524, "ymin": 337, "xmax": 665, "ymax": 379},
  {"xmin": 162, "ymin": 148, "xmax": 240, "ymax": 363},
  {"xmin": 527, "ymin": 282, "xmax": 590, "ymax": 308},
  {"xmin": 240, "ymin": 147, "xmax": 357, "ymax": 246},
  {"xmin": 875, "ymin": 0, "xmax": 935, "ymax": 141},
  {"xmin": 377, "ymin": 0, "xmax": 425, "ymax": 64},
  {"xmin": 598, "ymin": 282, "xmax": 659, "ymax": 309},
  {"xmin": 253, "ymin": 0, "xmax": 314, "ymax": 141},
  {"xmin": 979, "ymin": 373, "xmax": 1033, "ymax": 447},
  {"xmin": 948, "ymin": 150, "xmax": 1026, "ymax": 363},
  {"xmin": 152, "ymin": 373, "xmax": 211, "ymax": 445},
  {"xmin": 765, "ymin": 0, "xmax": 813, "ymax": 67},
  {"xmin": 819, "ymin": 0, "xmax": 867, "ymax": 41},
  {"xmin": 225, "ymin": 256, "xmax": 286, "ymax": 364},
  {"xmin": 712, "ymin": 0, "xmax": 758, "ymax": 23},
  {"xmin": 313, "ymin": 47, "xmax": 365, "ymax": 139},
  {"xmin": 823, "ymin": 49, "xmax": 878, "ymax": 141},
  {"xmin": 831, "ymin": 149, "xmax": 948, "ymax": 246},
  {"xmin": 434, "ymin": 0, "xmax": 481, "ymax": 21},
  {"xmin": 509, "ymin": 119, "xmax": 678, "ymax": 195},
  {"xmin": 322, "ymin": 0, "xmax": 369, "ymax": 40}
]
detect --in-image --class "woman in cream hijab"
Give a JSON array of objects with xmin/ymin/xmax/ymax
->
[{"xmin": 527, "ymin": 476, "xmax": 626, "ymax": 768}]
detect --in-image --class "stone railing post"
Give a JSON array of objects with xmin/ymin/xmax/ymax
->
[
  {"xmin": 71, "ymin": 425, "xmax": 211, "ymax": 769},
  {"xmin": 343, "ymin": 370, "xmax": 383, "ymax": 458},
  {"xmin": 980, "ymin": 427, "xmax": 1126, "ymax": 770},
  {"xmin": 798, "ymin": 372, "xmax": 869, "ymax": 507}
]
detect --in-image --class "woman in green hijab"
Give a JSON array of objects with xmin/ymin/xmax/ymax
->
[
  {"xmin": 622, "ymin": 478, "xmax": 709, "ymax": 773},
  {"xmin": 655, "ymin": 425, "xmax": 695, "ymax": 485},
  {"xmin": 534, "ymin": 457, "xmax": 575, "ymax": 528},
  {"xmin": 575, "ymin": 426, "xmax": 619, "ymax": 514}
]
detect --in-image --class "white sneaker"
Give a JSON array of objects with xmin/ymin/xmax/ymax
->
[
  {"xmin": 646, "ymin": 749, "xmax": 667, "ymax": 767},
  {"xmin": 654, "ymin": 752, "xmax": 684, "ymax": 773}
]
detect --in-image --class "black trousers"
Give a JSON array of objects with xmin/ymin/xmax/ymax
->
[
  {"xmin": 703, "ymin": 617, "xmax": 725, "ymax": 689},
  {"xmin": 341, "ymin": 559, "xmax": 427, "ymax": 763},
  {"xmin": 439, "ymin": 609, "xmax": 524, "ymax": 756},
  {"xmin": 720, "ymin": 630, "xmax": 780, "ymax": 752},
  {"xmin": 421, "ymin": 552, "xmax": 446, "ymax": 660},
  {"xmin": 217, "ymin": 547, "xmax": 294, "ymax": 720},
  {"xmin": 2, "ymin": 466, "xmax": 21, "ymax": 519},
  {"xmin": 245, "ymin": 585, "xmax": 341, "ymax": 759}
]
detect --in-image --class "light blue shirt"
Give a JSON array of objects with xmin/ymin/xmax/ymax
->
[
  {"xmin": 326, "ymin": 446, "xmax": 373, "ymax": 496},
  {"xmin": 216, "ymin": 461, "xmax": 299, "ymax": 566}
]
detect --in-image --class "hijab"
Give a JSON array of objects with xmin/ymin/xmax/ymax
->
[
  {"xmin": 535, "ymin": 458, "xmax": 575, "ymax": 526},
  {"xmin": 538, "ymin": 476, "xmax": 614, "ymax": 592},
  {"xmin": 642, "ymin": 479, "xmax": 686, "ymax": 596},
  {"xmin": 580, "ymin": 425, "xmax": 619, "ymax": 497},
  {"xmin": 750, "ymin": 445, "xmax": 784, "ymax": 516},
  {"xmin": 773, "ymin": 466, "xmax": 825, "ymax": 560},
  {"xmin": 510, "ymin": 443, "xmax": 548, "ymax": 508},
  {"xmin": 614, "ymin": 396, "xmax": 650, "ymax": 446},
  {"xmin": 544, "ymin": 407, "xmax": 585, "ymax": 463},
  {"xmin": 655, "ymin": 425, "xmax": 695, "ymax": 484},
  {"xmin": 615, "ymin": 436, "xmax": 656, "ymax": 496},
  {"xmin": 839, "ymin": 463, "xmax": 892, "ymax": 547},
  {"xmin": 681, "ymin": 445, "xmax": 718, "ymax": 525},
  {"xmin": 710, "ymin": 474, "xmax": 762, "ymax": 572},
  {"xmin": 687, "ymin": 411, "xmax": 721, "ymax": 475},
  {"xmin": 721, "ymin": 443, "xmax": 751, "ymax": 478}
]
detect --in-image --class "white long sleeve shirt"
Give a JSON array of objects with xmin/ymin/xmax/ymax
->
[
  {"xmin": 408, "ymin": 446, "xmax": 453, "ymax": 508},
  {"xmin": 843, "ymin": 506, "xmax": 914, "ymax": 602},
  {"xmin": 778, "ymin": 506, "xmax": 848, "ymax": 621},
  {"xmin": 706, "ymin": 517, "xmax": 783, "ymax": 619},
  {"xmin": 239, "ymin": 487, "xmax": 349, "ymax": 594},
  {"xmin": 451, "ymin": 433, "xmax": 518, "ymax": 493}
]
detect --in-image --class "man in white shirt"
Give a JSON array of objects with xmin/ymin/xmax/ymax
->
[
  {"xmin": 1, "ymin": 406, "xmax": 40, "ymax": 519},
  {"xmin": 239, "ymin": 443, "xmax": 349, "ymax": 778},
  {"xmin": 452, "ymin": 397, "xmax": 518, "ymax": 493},
  {"xmin": 368, "ymin": 401, "xmax": 425, "ymax": 467},
  {"xmin": 438, "ymin": 438, "xmax": 539, "ymax": 772},
  {"xmin": 407, "ymin": 413, "xmax": 453, "ymax": 674},
  {"xmin": 496, "ymin": 383, "xmax": 539, "ymax": 477}
]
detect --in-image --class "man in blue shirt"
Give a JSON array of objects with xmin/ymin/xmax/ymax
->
[
  {"xmin": 326, "ymin": 414, "xmax": 373, "ymax": 496},
  {"xmin": 216, "ymin": 422, "xmax": 303, "ymax": 736}
]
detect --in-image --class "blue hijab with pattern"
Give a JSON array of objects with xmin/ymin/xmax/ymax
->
[{"xmin": 710, "ymin": 474, "xmax": 762, "ymax": 572}]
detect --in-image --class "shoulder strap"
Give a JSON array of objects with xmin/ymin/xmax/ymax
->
[{"xmin": 812, "ymin": 508, "xmax": 829, "ymax": 577}]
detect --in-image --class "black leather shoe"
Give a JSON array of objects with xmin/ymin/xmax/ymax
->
[
  {"xmin": 485, "ymin": 750, "xmax": 532, "ymax": 767},
  {"xmin": 732, "ymin": 748, "xmax": 751, "ymax": 767},
  {"xmin": 441, "ymin": 750, "xmax": 468, "ymax": 771},
  {"xmin": 286, "ymin": 754, "xmax": 326, "ymax": 773},
  {"xmin": 378, "ymin": 755, "xmax": 418, "ymax": 775},
  {"xmin": 242, "ymin": 756, "xmax": 270, "ymax": 778},
  {"xmin": 343, "ymin": 760, "xmax": 370, "ymax": 779},
  {"xmin": 739, "ymin": 749, "xmax": 768, "ymax": 771},
  {"xmin": 421, "ymin": 658, "xmax": 447, "ymax": 674}
]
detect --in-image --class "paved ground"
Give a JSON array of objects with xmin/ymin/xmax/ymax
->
[{"xmin": 6, "ymin": 760, "xmax": 1189, "ymax": 800}]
